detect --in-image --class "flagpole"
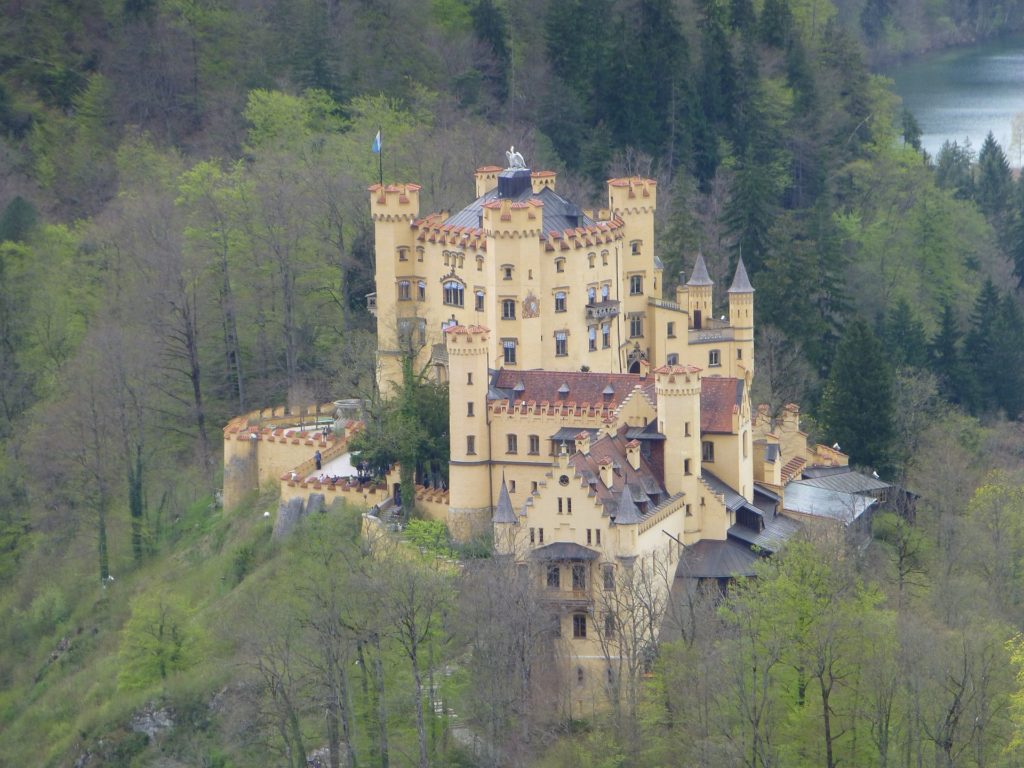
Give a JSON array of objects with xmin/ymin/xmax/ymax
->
[{"xmin": 377, "ymin": 126, "xmax": 383, "ymax": 186}]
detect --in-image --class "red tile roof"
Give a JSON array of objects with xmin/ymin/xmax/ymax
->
[
  {"xmin": 491, "ymin": 369, "xmax": 653, "ymax": 410},
  {"xmin": 700, "ymin": 377, "xmax": 742, "ymax": 433}
]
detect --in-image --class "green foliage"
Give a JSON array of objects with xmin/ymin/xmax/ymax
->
[
  {"xmin": 404, "ymin": 519, "xmax": 454, "ymax": 557},
  {"xmin": 118, "ymin": 595, "xmax": 204, "ymax": 690}
]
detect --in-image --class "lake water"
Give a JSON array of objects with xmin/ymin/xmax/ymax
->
[{"xmin": 886, "ymin": 35, "xmax": 1024, "ymax": 166}]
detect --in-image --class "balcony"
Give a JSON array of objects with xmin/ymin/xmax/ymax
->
[
  {"xmin": 366, "ymin": 292, "xmax": 377, "ymax": 317},
  {"xmin": 585, "ymin": 299, "xmax": 620, "ymax": 321}
]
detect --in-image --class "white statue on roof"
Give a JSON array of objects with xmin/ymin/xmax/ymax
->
[{"xmin": 506, "ymin": 145, "xmax": 526, "ymax": 170}]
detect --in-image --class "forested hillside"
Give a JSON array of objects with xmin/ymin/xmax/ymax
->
[{"xmin": 4, "ymin": 0, "xmax": 1024, "ymax": 766}]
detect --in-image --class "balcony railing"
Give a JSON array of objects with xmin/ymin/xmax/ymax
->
[
  {"xmin": 366, "ymin": 292, "xmax": 377, "ymax": 317},
  {"xmin": 585, "ymin": 299, "xmax": 620, "ymax": 321}
]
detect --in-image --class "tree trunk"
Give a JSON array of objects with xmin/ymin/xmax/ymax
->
[
  {"xmin": 373, "ymin": 634, "xmax": 390, "ymax": 768},
  {"xmin": 410, "ymin": 638, "xmax": 429, "ymax": 768}
]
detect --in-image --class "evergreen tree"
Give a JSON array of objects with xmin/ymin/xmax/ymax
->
[
  {"xmin": 965, "ymin": 278, "xmax": 1000, "ymax": 413},
  {"xmin": 759, "ymin": 0, "xmax": 793, "ymax": 46},
  {"xmin": 901, "ymin": 108, "xmax": 922, "ymax": 152},
  {"xmin": 1010, "ymin": 177, "xmax": 1024, "ymax": 289},
  {"xmin": 880, "ymin": 298, "xmax": 929, "ymax": 369},
  {"xmin": 471, "ymin": 0, "xmax": 511, "ymax": 103},
  {"xmin": 0, "ymin": 197, "xmax": 38, "ymax": 243},
  {"xmin": 934, "ymin": 140, "xmax": 975, "ymax": 200},
  {"xmin": 818, "ymin": 319, "xmax": 896, "ymax": 474},
  {"xmin": 723, "ymin": 146, "xmax": 777, "ymax": 275},
  {"xmin": 976, "ymin": 131, "xmax": 1013, "ymax": 222},
  {"xmin": 992, "ymin": 294, "xmax": 1024, "ymax": 418},
  {"xmin": 929, "ymin": 302, "xmax": 976, "ymax": 410}
]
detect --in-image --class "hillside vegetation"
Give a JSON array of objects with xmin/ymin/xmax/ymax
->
[{"xmin": 4, "ymin": 0, "xmax": 1024, "ymax": 765}]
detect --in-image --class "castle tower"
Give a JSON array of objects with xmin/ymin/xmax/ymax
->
[
  {"xmin": 686, "ymin": 252, "xmax": 713, "ymax": 330},
  {"xmin": 370, "ymin": 182, "xmax": 422, "ymax": 395},
  {"xmin": 474, "ymin": 165, "xmax": 501, "ymax": 197},
  {"xmin": 446, "ymin": 324, "xmax": 493, "ymax": 539},
  {"xmin": 608, "ymin": 178, "xmax": 658, "ymax": 348},
  {"xmin": 654, "ymin": 364, "xmax": 703, "ymax": 496},
  {"xmin": 728, "ymin": 257, "xmax": 755, "ymax": 381}
]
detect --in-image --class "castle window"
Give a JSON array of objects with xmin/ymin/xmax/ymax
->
[
  {"xmin": 555, "ymin": 291, "xmax": 567, "ymax": 313},
  {"xmin": 475, "ymin": 290, "xmax": 485, "ymax": 311},
  {"xmin": 417, "ymin": 281, "xmax": 426, "ymax": 301},
  {"xmin": 510, "ymin": 480, "xmax": 516, "ymax": 493},
  {"xmin": 572, "ymin": 564, "xmax": 586, "ymax": 590},
  {"xmin": 630, "ymin": 240, "xmax": 641, "ymax": 255},
  {"xmin": 577, "ymin": 666, "xmax": 584, "ymax": 683},
  {"xmin": 601, "ymin": 250, "xmax": 609, "ymax": 266},
  {"xmin": 685, "ymin": 422, "xmax": 691, "ymax": 437},
  {"xmin": 476, "ymin": 255, "xmax": 483, "ymax": 271},
  {"xmin": 555, "ymin": 331, "xmax": 567, "ymax": 357},
  {"xmin": 398, "ymin": 247, "xmax": 409, "ymax": 261},
  {"xmin": 596, "ymin": 529, "xmax": 601, "ymax": 545},
  {"xmin": 503, "ymin": 339, "xmax": 517, "ymax": 364},
  {"xmin": 557, "ymin": 498, "xmax": 563, "ymax": 515},
  {"xmin": 702, "ymin": 441, "xmax": 715, "ymax": 462},
  {"xmin": 467, "ymin": 372, "xmax": 473, "ymax": 385},
  {"xmin": 604, "ymin": 614, "xmax": 615, "ymax": 636},
  {"xmin": 503, "ymin": 265, "xmax": 513, "ymax": 280},
  {"xmin": 603, "ymin": 565, "xmax": 615, "ymax": 590},
  {"xmin": 528, "ymin": 435, "xmax": 540, "ymax": 455},
  {"xmin": 531, "ymin": 481, "xmax": 538, "ymax": 494},
  {"xmin": 507, "ymin": 434, "xmax": 518, "ymax": 454},
  {"xmin": 530, "ymin": 527, "xmax": 535, "ymax": 544},
  {"xmin": 667, "ymin": 321, "xmax": 676, "ymax": 338},
  {"xmin": 685, "ymin": 504, "xmax": 692, "ymax": 517},
  {"xmin": 547, "ymin": 565, "xmax": 560, "ymax": 589},
  {"xmin": 589, "ymin": 327, "xmax": 597, "ymax": 352},
  {"xmin": 556, "ymin": 258, "xmax": 566, "ymax": 273},
  {"xmin": 708, "ymin": 349, "xmax": 721, "ymax": 367},
  {"xmin": 738, "ymin": 348, "xmax": 743, "ymax": 360},
  {"xmin": 684, "ymin": 458, "xmax": 692, "ymax": 475},
  {"xmin": 466, "ymin": 436, "xmax": 476, "ymax": 455},
  {"xmin": 397, "ymin": 280, "xmax": 411, "ymax": 301},
  {"xmin": 443, "ymin": 281, "xmax": 464, "ymax": 307},
  {"xmin": 467, "ymin": 402, "xmax": 474, "ymax": 417},
  {"xmin": 539, "ymin": 528, "xmax": 544, "ymax": 543},
  {"xmin": 601, "ymin": 283, "xmax": 610, "ymax": 299},
  {"xmin": 416, "ymin": 246, "xmax": 424, "ymax": 262},
  {"xmin": 567, "ymin": 498, "xmax": 572, "ymax": 514},
  {"xmin": 573, "ymin": 614, "xmax": 587, "ymax": 639},
  {"xmin": 629, "ymin": 316, "xmax": 643, "ymax": 338},
  {"xmin": 602, "ymin": 323, "xmax": 610, "ymax": 349},
  {"xmin": 502, "ymin": 299, "xmax": 516, "ymax": 320},
  {"xmin": 587, "ymin": 286, "xmax": 597, "ymax": 303},
  {"xmin": 629, "ymin": 275, "xmax": 644, "ymax": 295},
  {"xmin": 667, "ymin": 353, "xmax": 679, "ymax": 365},
  {"xmin": 588, "ymin": 253, "xmax": 595, "ymax": 268},
  {"xmin": 586, "ymin": 529, "xmax": 592, "ymax": 544}
]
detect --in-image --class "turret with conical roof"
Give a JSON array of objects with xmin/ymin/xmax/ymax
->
[
  {"xmin": 614, "ymin": 483, "xmax": 643, "ymax": 525},
  {"xmin": 492, "ymin": 476, "xmax": 519, "ymax": 555},
  {"xmin": 686, "ymin": 252, "xmax": 714, "ymax": 330},
  {"xmin": 728, "ymin": 257, "xmax": 755, "ymax": 380}
]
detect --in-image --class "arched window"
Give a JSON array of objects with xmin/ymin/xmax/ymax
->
[
  {"xmin": 474, "ymin": 290, "xmax": 485, "ymax": 311},
  {"xmin": 587, "ymin": 286, "xmax": 597, "ymax": 304},
  {"xmin": 588, "ymin": 326, "xmax": 597, "ymax": 351},
  {"xmin": 443, "ymin": 281, "xmax": 464, "ymax": 307},
  {"xmin": 397, "ymin": 280, "xmax": 411, "ymax": 301},
  {"xmin": 417, "ymin": 281, "xmax": 426, "ymax": 301}
]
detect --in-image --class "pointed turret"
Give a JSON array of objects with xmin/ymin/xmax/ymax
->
[
  {"xmin": 728, "ymin": 257, "xmax": 755, "ymax": 380},
  {"xmin": 686, "ymin": 252, "xmax": 713, "ymax": 329},
  {"xmin": 493, "ymin": 477, "xmax": 517, "ymax": 524},
  {"xmin": 614, "ymin": 483, "xmax": 643, "ymax": 525},
  {"xmin": 728, "ymin": 257, "xmax": 753, "ymax": 294}
]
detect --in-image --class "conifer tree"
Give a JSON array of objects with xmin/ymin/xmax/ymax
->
[
  {"xmin": 880, "ymin": 298, "xmax": 929, "ymax": 369},
  {"xmin": 934, "ymin": 140, "xmax": 975, "ymax": 200},
  {"xmin": 929, "ymin": 302, "xmax": 976, "ymax": 410},
  {"xmin": 976, "ymin": 132, "xmax": 1013, "ymax": 221},
  {"xmin": 992, "ymin": 294, "xmax": 1024, "ymax": 418},
  {"xmin": 818, "ymin": 319, "xmax": 895, "ymax": 474},
  {"xmin": 723, "ymin": 146, "xmax": 777, "ymax": 275},
  {"xmin": 1010, "ymin": 177, "xmax": 1024, "ymax": 289},
  {"xmin": 965, "ymin": 279, "xmax": 1001, "ymax": 413}
]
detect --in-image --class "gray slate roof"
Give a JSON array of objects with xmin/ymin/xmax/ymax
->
[
  {"xmin": 728, "ymin": 257, "xmax": 754, "ymax": 294},
  {"xmin": 677, "ymin": 538, "xmax": 761, "ymax": 578},
  {"xmin": 783, "ymin": 481, "xmax": 876, "ymax": 524},
  {"xmin": 613, "ymin": 483, "xmax": 643, "ymax": 525},
  {"xmin": 727, "ymin": 514, "xmax": 802, "ymax": 553},
  {"xmin": 443, "ymin": 185, "xmax": 595, "ymax": 237},
  {"xmin": 493, "ymin": 478, "xmax": 517, "ymax": 524},
  {"xmin": 798, "ymin": 468, "xmax": 890, "ymax": 494},
  {"xmin": 687, "ymin": 252, "xmax": 713, "ymax": 286}
]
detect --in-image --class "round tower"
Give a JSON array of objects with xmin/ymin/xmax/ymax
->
[
  {"xmin": 654, "ymin": 363, "xmax": 703, "ymax": 496},
  {"xmin": 686, "ymin": 252, "xmax": 714, "ymax": 330},
  {"xmin": 445, "ymin": 324, "xmax": 493, "ymax": 540}
]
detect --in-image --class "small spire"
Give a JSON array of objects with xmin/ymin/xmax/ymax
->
[
  {"xmin": 614, "ymin": 483, "xmax": 643, "ymax": 525},
  {"xmin": 728, "ymin": 256, "xmax": 754, "ymax": 294},
  {"xmin": 687, "ymin": 252, "xmax": 713, "ymax": 287},
  {"xmin": 493, "ymin": 477, "xmax": 517, "ymax": 524}
]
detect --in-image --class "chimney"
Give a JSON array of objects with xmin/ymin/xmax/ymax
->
[
  {"xmin": 575, "ymin": 431, "xmax": 591, "ymax": 455},
  {"xmin": 626, "ymin": 439, "xmax": 641, "ymax": 470},
  {"xmin": 599, "ymin": 457, "xmax": 614, "ymax": 488}
]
